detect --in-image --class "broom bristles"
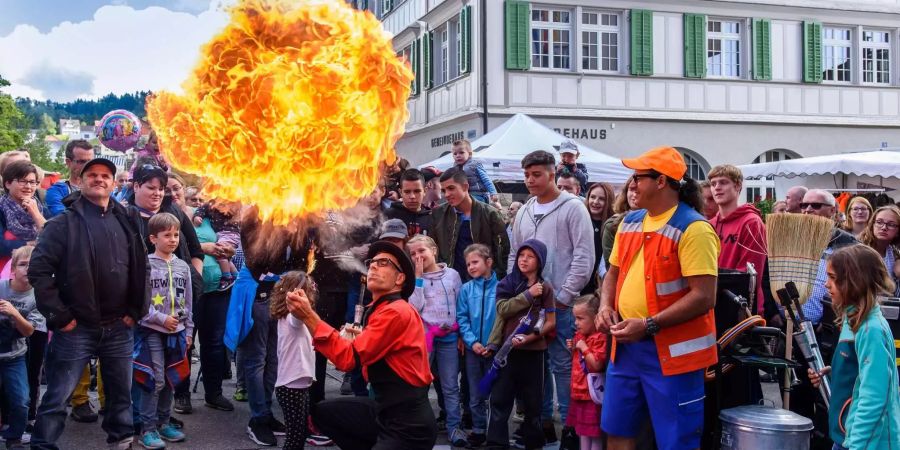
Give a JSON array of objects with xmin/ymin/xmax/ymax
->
[{"xmin": 766, "ymin": 213, "xmax": 834, "ymax": 305}]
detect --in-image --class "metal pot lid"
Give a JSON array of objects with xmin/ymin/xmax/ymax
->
[{"xmin": 720, "ymin": 405, "xmax": 814, "ymax": 432}]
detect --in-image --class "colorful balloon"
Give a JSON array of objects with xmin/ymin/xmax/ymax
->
[{"xmin": 97, "ymin": 109, "xmax": 142, "ymax": 152}]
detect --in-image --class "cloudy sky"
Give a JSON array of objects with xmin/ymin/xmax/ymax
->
[{"xmin": 0, "ymin": 0, "xmax": 233, "ymax": 101}]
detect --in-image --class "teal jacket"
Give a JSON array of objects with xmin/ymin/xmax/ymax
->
[
  {"xmin": 456, "ymin": 273, "xmax": 499, "ymax": 349},
  {"xmin": 828, "ymin": 307, "xmax": 900, "ymax": 449}
]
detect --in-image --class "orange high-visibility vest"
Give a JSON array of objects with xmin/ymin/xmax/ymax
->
[{"xmin": 612, "ymin": 203, "xmax": 717, "ymax": 376}]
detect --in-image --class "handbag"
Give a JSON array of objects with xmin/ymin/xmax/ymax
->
[{"xmin": 581, "ymin": 355, "xmax": 606, "ymax": 405}]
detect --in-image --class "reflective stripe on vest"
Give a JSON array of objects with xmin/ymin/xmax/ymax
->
[
  {"xmin": 669, "ymin": 332, "xmax": 717, "ymax": 358},
  {"xmin": 612, "ymin": 203, "xmax": 718, "ymax": 376}
]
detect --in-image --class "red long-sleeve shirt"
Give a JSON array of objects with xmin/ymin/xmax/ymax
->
[
  {"xmin": 570, "ymin": 331, "xmax": 609, "ymax": 401},
  {"xmin": 313, "ymin": 299, "xmax": 433, "ymax": 388}
]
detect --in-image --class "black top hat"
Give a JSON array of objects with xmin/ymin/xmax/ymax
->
[{"xmin": 366, "ymin": 240, "xmax": 416, "ymax": 299}]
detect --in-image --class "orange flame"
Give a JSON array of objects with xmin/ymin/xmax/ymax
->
[{"xmin": 146, "ymin": 0, "xmax": 412, "ymax": 224}]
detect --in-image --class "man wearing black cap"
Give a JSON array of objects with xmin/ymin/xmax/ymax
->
[
  {"xmin": 29, "ymin": 158, "xmax": 149, "ymax": 449},
  {"xmin": 286, "ymin": 240, "xmax": 437, "ymax": 450}
]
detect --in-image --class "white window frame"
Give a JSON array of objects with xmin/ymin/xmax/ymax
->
[
  {"xmin": 432, "ymin": 16, "xmax": 462, "ymax": 87},
  {"xmin": 822, "ymin": 26, "xmax": 853, "ymax": 84},
  {"xmin": 706, "ymin": 18, "xmax": 743, "ymax": 79},
  {"xmin": 861, "ymin": 28, "xmax": 891, "ymax": 85},
  {"xmin": 580, "ymin": 11, "xmax": 621, "ymax": 73},
  {"xmin": 530, "ymin": 7, "xmax": 573, "ymax": 70}
]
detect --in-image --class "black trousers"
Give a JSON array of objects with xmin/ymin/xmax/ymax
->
[
  {"xmin": 487, "ymin": 349, "xmax": 544, "ymax": 450},
  {"xmin": 314, "ymin": 396, "xmax": 436, "ymax": 450},
  {"xmin": 27, "ymin": 330, "xmax": 49, "ymax": 421}
]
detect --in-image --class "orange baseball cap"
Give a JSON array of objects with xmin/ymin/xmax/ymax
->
[{"xmin": 621, "ymin": 146, "xmax": 687, "ymax": 181}]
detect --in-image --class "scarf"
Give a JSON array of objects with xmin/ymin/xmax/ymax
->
[{"xmin": 0, "ymin": 195, "xmax": 38, "ymax": 242}]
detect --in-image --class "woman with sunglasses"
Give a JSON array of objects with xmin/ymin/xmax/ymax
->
[
  {"xmin": 859, "ymin": 205, "xmax": 900, "ymax": 295},
  {"xmin": 0, "ymin": 161, "xmax": 47, "ymax": 270}
]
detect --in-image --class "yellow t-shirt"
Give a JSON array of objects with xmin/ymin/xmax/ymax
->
[{"xmin": 609, "ymin": 206, "xmax": 720, "ymax": 320}]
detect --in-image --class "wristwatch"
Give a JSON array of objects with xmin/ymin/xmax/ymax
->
[{"xmin": 644, "ymin": 316, "xmax": 660, "ymax": 336}]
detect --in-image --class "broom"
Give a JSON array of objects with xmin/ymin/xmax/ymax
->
[{"xmin": 765, "ymin": 213, "xmax": 833, "ymax": 409}]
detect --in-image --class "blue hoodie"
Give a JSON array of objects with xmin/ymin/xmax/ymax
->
[
  {"xmin": 457, "ymin": 272, "xmax": 499, "ymax": 350},
  {"xmin": 487, "ymin": 239, "xmax": 554, "ymax": 349}
]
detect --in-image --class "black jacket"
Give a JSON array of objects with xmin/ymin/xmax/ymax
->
[
  {"xmin": 384, "ymin": 202, "xmax": 432, "ymax": 237},
  {"xmin": 28, "ymin": 193, "xmax": 150, "ymax": 330}
]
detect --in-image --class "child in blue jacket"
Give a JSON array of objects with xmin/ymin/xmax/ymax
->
[{"xmin": 456, "ymin": 243, "xmax": 499, "ymax": 448}]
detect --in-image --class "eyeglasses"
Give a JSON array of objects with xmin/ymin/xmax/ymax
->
[
  {"xmin": 631, "ymin": 173, "xmax": 659, "ymax": 182},
  {"xmin": 364, "ymin": 257, "xmax": 402, "ymax": 272},
  {"xmin": 850, "ymin": 206, "xmax": 870, "ymax": 212},
  {"xmin": 14, "ymin": 179, "xmax": 39, "ymax": 187},
  {"xmin": 800, "ymin": 202, "xmax": 829, "ymax": 210},
  {"xmin": 874, "ymin": 219, "xmax": 899, "ymax": 230}
]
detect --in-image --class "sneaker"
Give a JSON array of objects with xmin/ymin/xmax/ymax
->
[
  {"xmin": 205, "ymin": 394, "xmax": 234, "ymax": 411},
  {"xmin": 467, "ymin": 432, "xmax": 487, "ymax": 448},
  {"xmin": 340, "ymin": 373, "xmax": 353, "ymax": 396},
  {"xmin": 305, "ymin": 416, "xmax": 333, "ymax": 446},
  {"xmin": 305, "ymin": 434, "xmax": 334, "ymax": 446},
  {"xmin": 232, "ymin": 388, "xmax": 248, "ymax": 402},
  {"xmin": 140, "ymin": 431, "xmax": 165, "ymax": 449},
  {"xmin": 450, "ymin": 428, "xmax": 468, "ymax": 448},
  {"xmin": 268, "ymin": 416, "xmax": 286, "ymax": 436},
  {"xmin": 70, "ymin": 402, "xmax": 99, "ymax": 423},
  {"xmin": 110, "ymin": 437, "xmax": 134, "ymax": 450},
  {"xmin": 218, "ymin": 276, "xmax": 236, "ymax": 291},
  {"xmin": 158, "ymin": 424, "xmax": 185, "ymax": 442},
  {"xmin": 246, "ymin": 418, "xmax": 276, "ymax": 447},
  {"xmin": 173, "ymin": 395, "xmax": 192, "ymax": 414},
  {"xmin": 558, "ymin": 426, "xmax": 578, "ymax": 450},
  {"xmin": 542, "ymin": 420, "xmax": 558, "ymax": 444},
  {"xmin": 167, "ymin": 416, "xmax": 184, "ymax": 430}
]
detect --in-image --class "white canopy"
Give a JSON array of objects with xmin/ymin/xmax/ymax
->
[
  {"xmin": 419, "ymin": 113, "xmax": 632, "ymax": 184},
  {"xmin": 738, "ymin": 149, "xmax": 900, "ymax": 180}
]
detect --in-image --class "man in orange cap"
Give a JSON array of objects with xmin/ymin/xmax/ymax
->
[{"xmin": 596, "ymin": 146, "xmax": 720, "ymax": 450}]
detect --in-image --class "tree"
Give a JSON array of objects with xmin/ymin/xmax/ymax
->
[{"xmin": 0, "ymin": 75, "xmax": 26, "ymax": 151}]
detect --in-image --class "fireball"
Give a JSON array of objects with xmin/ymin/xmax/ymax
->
[{"xmin": 147, "ymin": 0, "xmax": 412, "ymax": 224}]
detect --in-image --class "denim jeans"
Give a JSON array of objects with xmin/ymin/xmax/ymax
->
[
  {"xmin": 195, "ymin": 289, "xmax": 231, "ymax": 399},
  {"xmin": 238, "ymin": 299, "xmax": 278, "ymax": 419},
  {"xmin": 137, "ymin": 331, "xmax": 176, "ymax": 432},
  {"xmin": 464, "ymin": 349, "xmax": 491, "ymax": 434},
  {"xmin": 542, "ymin": 305, "xmax": 573, "ymax": 422},
  {"xmin": 32, "ymin": 321, "xmax": 135, "ymax": 449},
  {"xmin": 0, "ymin": 356, "xmax": 29, "ymax": 441},
  {"xmin": 431, "ymin": 338, "xmax": 461, "ymax": 436}
]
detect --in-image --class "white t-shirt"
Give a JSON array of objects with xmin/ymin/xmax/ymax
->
[
  {"xmin": 275, "ymin": 315, "xmax": 316, "ymax": 389},
  {"xmin": 531, "ymin": 196, "xmax": 563, "ymax": 221}
]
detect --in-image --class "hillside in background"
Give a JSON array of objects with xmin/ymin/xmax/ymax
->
[{"xmin": 15, "ymin": 91, "xmax": 150, "ymax": 131}]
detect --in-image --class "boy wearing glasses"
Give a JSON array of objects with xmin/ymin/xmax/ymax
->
[{"xmin": 0, "ymin": 245, "xmax": 45, "ymax": 449}]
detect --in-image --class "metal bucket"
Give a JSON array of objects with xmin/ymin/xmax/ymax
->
[{"xmin": 719, "ymin": 405, "xmax": 813, "ymax": 450}]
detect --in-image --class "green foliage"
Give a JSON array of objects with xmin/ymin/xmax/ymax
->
[
  {"xmin": 755, "ymin": 198, "xmax": 775, "ymax": 216},
  {"xmin": 14, "ymin": 91, "xmax": 151, "ymax": 130},
  {"xmin": 0, "ymin": 75, "xmax": 26, "ymax": 152}
]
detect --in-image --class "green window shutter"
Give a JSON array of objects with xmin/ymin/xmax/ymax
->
[
  {"xmin": 752, "ymin": 19, "xmax": 772, "ymax": 80},
  {"xmin": 630, "ymin": 9, "xmax": 654, "ymax": 76},
  {"xmin": 411, "ymin": 39, "xmax": 419, "ymax": 95},
  {"xmin": 683, "ymin": 13, "xmax": 706, "ymax": 78},
  {"xmin": 505, "ymin": 1, "xmax": 530, "ymax": 70},
  {"xmin": 423, "ymin": 31, "xmax": 433, "ymax": 90},
  {"xmin": 803, "ymin": 21, "xmax": 823, "ymax": 83},
  {"xmin": 460, "ymin": 6, "xmax": 472, "ymax": 74}
]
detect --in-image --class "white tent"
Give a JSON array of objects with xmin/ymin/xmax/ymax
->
[
  {"xmin": 738, "ymin": 149, "xmax": 900, "ymax": 180},
  {"xmin": 420, "ymin": 113, "xmax": 632, "ymax": 184}
]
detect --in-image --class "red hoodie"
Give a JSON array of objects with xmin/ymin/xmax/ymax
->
[{"xmin": 709, "ymin": 204, "xmax": 768, "ymax": 314}]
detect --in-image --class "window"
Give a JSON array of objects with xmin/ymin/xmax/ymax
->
[
  {"xmin": 675, "ymin": 148, "xmax": 709, "ymax": 181},
  {"xmin": 822, "ymin": 27, "xmax": 851, "ymax": 82},
  {"xmin": 581, "ymin": 12, "xmax": 620, "ymax": 71},
  {"xmin": 862, "ymin": 29, "xmax": 891, "ymax": 84},
  {"xmin": 707, "ymin": 19, "xmax": 741, "ymax": 77},
  {"xmin": 432, "ymin": 17, "xmax": 462, "ymax": 86},
  {"xmin": 745, "ymin": 187, "xmax": 776, "ymax": 203},
  {"xmin": 531, "ymin": 8, "xmax": 572, "ymax": 69}
]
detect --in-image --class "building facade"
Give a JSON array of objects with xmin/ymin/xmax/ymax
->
[{"xmin": 354, "ymin": 0, "xmax": 900, "ymax": 200}]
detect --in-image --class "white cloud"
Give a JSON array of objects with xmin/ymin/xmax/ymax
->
[{"xmin": 0, "ymin": 2, "xmax": 230, "ymax": 101}]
